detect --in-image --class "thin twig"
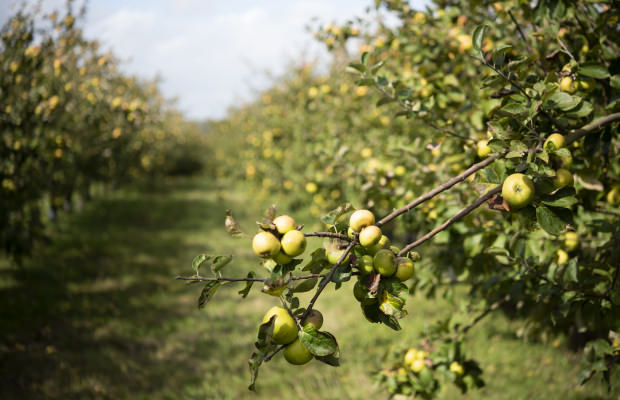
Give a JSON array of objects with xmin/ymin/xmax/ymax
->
[
  {"xmin": 482, "ymin": 59, "xmax": 531, "ymax": 100},
  {"xmin": 507, "ymin": 10, "xmax": 545, "ymax": 72},
  {"xmin": 263, "ymin": 345, "xmax": 286, "ymax": 362},
  {"xmin": 460, "ymin": 300, "xmax": 504, "ymax": 336},
  {"xmin": 304, "ymin": 232, "xmax": 351, "ymax": 241},
  {"xmin": 300, "ymin": 240, "xmax": 356, "ymax": 322},
  {"xmin": 397, "ymin": 185, "xmax": 502, "ymax": 256},
  {"xmin": 378, "ymin": 151, "xmax": 507, "ymax": 227}
]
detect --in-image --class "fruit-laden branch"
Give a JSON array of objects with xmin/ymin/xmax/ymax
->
[
  {"xmin": 372, "ymin": 83, "xmax": 474, "ymax": 142},
  {"xmin": 379, "ymin": 111, "xmax": 620, "ymax": 230},
  {"xmin": 565, "ymin": 112, "xmax": 620, "ymax": 145},
  {"xmin": 300, "ymin": 240, "xmax": 357, "ymax": 322},
  {"xmin": 304, "ymin": 232, "xmax": 351, "ymax": 241},
  {"xmin": 264, "ymin": 241, "xmax": 357, "ymax": 364},
  {"xmin": 175, "ymin": 273, "xmax": 327, "ymax": 283},
  {"xmin": 397, "ymin": 185, "xmax": 502, "ymax": 256},
  {"xmin": 378, "ymin": 151, "xmax": 508, "ymax": 227}
]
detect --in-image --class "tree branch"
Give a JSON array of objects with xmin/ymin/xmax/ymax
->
[
  {"xmin": 175, "ymin": 273, "xmax": 326, "ymax": 283},
  {"xmin": 378, "ymin": 151, "xmax": 507, "ymax": 227},
  {"xmin": 565, "ymin": 112, "xmax": 620, "ymax": 144},
  {"xmin": 300, "ymin": 240, "xmax": 356, "ymax": 321},
  {"xmin": 397, "ymin": 185, "xmax": 502, "ymax": 256}
]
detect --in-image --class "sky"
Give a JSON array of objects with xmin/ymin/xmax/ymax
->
[{"xmin": 1, "ymin": 0, "xmax": 429, "ymax": 120}]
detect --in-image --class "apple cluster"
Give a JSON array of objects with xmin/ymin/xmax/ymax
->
[
  {"xmin": 252, "ymin": 215, "xmax": 307, "ymax": 264},
  {"xmin": 323, "ymin": 210, "xmax": 414, "ymax": 308},
  {"xmin": 261, "ymin": 306, "xmax": 324, "ymax": 365},
  {"xmin": 498, "ymin": 133, "xmax": 575, "ymax": 211}
]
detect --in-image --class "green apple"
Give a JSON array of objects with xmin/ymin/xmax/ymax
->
[
  {"xmin": 359, "ymin": 225, "xmax": 382, "ymax": 247},
  {"xmin": 563, "ymin": 232, "xmax": 578, "ymax": 252},
  {"xmin": 502, "ymin": 173, "xmax": 535, "ymax": 210},
  {"xmin": 555, "ymin": 151, "xmax": 573, "ymax": 169},
  {"xmin": 556, "ymin": 249, "xmax": 569, "ymax": 265},
  {"xmin": 544, "ymin": 133, "xmax": 565, "ymax": 151},
  {"xmin": 302, "ymin": 309, "xmax": 323, "ymax": 330},
  {"xmin": 358, "ymin": 255, "xmax": 374, "ymax": 275},
  {"xmin": 476, "ymin": 140, "xmax": 492, "ymax": 158},
  {"xmin": 450, "ymin": 361, "xmax": 464, "ymax": 375},
  {"xmin": 262, "ymin": 306, "xmax": 298, "ymax": 344},
  {"xmin": 607, "ymin": 185, "xmax": 620, "ymax": 206},
  {"xmin": 283, "ymin": 337, "xmax": 313, "ymax": 365},
  {"xmin": 325, "ymin": 242, "xmax": 350, "ymax": 265},
  {"xmin": 252, "ymin": 231, "xmax": 281, "ymax": 258},
  {"xmin": 559, "ymin": 76, "xmax": 577, "ymax": 93},
  {"xmin": 552, "ymin": 168, "xmax": 573, "ymax": 189},
  {"xmin": 374, "ymin": 249, "xmax": 396, "ymax": 276},
  {"xmin": 578, "ymin": 79, "xmax": 595, "ymax": 92},
  {"xmin": 366, "ymin": 235, "xmax": 391, "ymax": 255},
  {"xmin": 394, "ymin": 257, "xmax": 415, "ymax": 281},
  {"xmin": 280, "ymin": 230, "xmax": 306, "ymax": 257},
  {"xmin": 272, "ymin": 250, "xmax": 293, "ymax": 265},
  {"xmin": 273, "ymin": 215, "xmax": 296, "ymax": 234},
  {"xmin": 347, "ymin": 227, "xmax": 356, "ymax": 238},
  {"xmin": 349, "ymin": 209, "xmax": 375, "ymax": 232}
]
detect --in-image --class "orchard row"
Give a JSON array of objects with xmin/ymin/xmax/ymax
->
[{"xmin": 1, "ymin": 7, "xmax": 209, "ymax": 263}]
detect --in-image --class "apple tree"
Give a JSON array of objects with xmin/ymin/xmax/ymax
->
[{"xmin": 182, "ymin": 0, "xmax": 619, "ymax": 397}]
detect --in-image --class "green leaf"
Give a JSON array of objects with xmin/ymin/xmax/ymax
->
[
  {"xmin": 578, "ymin": 63, "xmax": 610, "ymax": 79},
  {"xmin": 347, "ymin": 62, "xmax": 366, "ymax": 73},
  {"xmin": 472, "ymin": 24, "xmax": 489, "ymax": 53},
  {"xmin": 225, "ymin": 209, "xmax": 245, "ymax": 238},
  {"xmin": 331, "ymin": 264, "xmax": 352, "ymax": 283},
  {"xmin": 562, "ymin": 259, "xmax": 578, "ymax": 283},
  {"xmin": 261, "ymin": 274, "xmax": 292, "ymax": 296},
  {"xmin": 565, "ymin": 101, "xmax": 593, "ymax": 118},
  {"xmin": 291, "ymin": 277, "xmax": 318, "ymax": 293},
  {"xmin": 198, "ymin": 281, "xmax": 221, "ymax": 309},
  {"xmin": 248, "ymin": 317, "xmax": 278, "ymax": 391},
  {"xmin": 610, "ymin": 75, "xmax": 620, "ymax": 90},
  {"xmin": 545, "ymin": 91, "xmax": 581, "ymax": 111},
  {"xmin": 321, "ymin": 203, "xmax": 353, "ymax": 226},
  {"xmin": 541, "ymin": 196, "xmax": 578, "ymax": 208},
  {"xmin": 211, "ymin": 255, "xmax": 233, "ymax": 274},
  {"xmin": 379, "ymin": 291, "xmax": 407, "ymax": 319},
  {"xmin": 315, "ymin": 352, "xmax": 340, "ymax": 366},
  {"xmin": 378, "ymin": 312, "xmax": 402, "ymax": 330},
  {"xmin": 380, "ymin": 278, "xmax": 409, "ymax": 303},
  {"xmin": 192, "ymin": 254, "xmax": 210, "ymax": 274},
  {"xmin": 302, "ymin": 248, "xmax": 329, "ymax": 273},
  {"xmin": 238, "ymin": 272, "xmax": 256, "ymax": 298},
  {"xmin": 361, "ymin": 51, "xmax": 369, "ymax": 66},
  {"xmin": 376, "ymin": 96, "xmax": 395, "ymax": 107},
  {"xmin": 299, "ymin": 325, "xmax": 339, "ymax": 356},
  {"xmin": 536, "ymin": 205, "xmax": 568, "ymax": 236}
]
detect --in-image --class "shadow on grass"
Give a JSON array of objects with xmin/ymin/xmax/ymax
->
[{"xmin": 0, "ymin": 177, "xmax": 238, "ymax": 399}]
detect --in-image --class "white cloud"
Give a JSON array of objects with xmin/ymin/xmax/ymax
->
[{"xmin": 3, "ymin": 0, "xmax": 430, "ymax": 120}]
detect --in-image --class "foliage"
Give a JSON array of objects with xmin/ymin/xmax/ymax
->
[{"xmin": 193, "ymin": 0, "xmax": 620, "ymax": 396}]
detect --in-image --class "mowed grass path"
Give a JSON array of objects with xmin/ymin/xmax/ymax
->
[{"xmin": 0, "ymin": 176, "xmax": 617, "ymax": 399}]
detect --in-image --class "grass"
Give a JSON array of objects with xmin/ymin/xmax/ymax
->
[{"xmin": 0, "ymin": 175, "xmax": 618, "ymax": 399}]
